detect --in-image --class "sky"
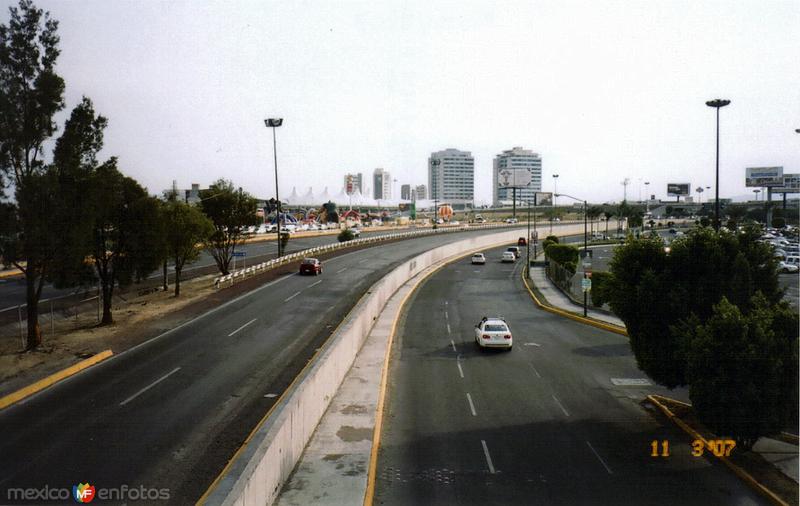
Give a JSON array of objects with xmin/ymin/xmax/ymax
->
[{"xmin": 4, "ymin": 0, "xmax": 799, "ymax": 205}]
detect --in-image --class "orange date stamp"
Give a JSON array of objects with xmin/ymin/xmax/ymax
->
[{"xmin": 650, "ymin": 439, "xmax": 736, "ymax": 457}]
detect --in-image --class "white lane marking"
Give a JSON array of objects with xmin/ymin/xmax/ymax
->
[
  {"xmin": 466, "ymin": 393, "xmax": 477, "ymax": 416},
  {"xmin": 524, "ymin": 342, "xmax": 541, "ymax": 346},
  {"xmin": 445, "ymin": 301, "xmax": 448, "ymax": 305},
  {"xmin": 450, "ymin": 339, "xmax": 457, "ymax": 352},
  {"xmin": 444, "ymin": 311, "xmax": 449, "ymax": 320},
  {"xmin": 336, "ymin": 267, "xmax": 348, "ymax": 274},
  {"xmin": 308, "ymin": 280, "xmax": 322, "ymax": 288},
  {"xmin": 481, "ymin": 440, "xmax": 496, "ymax": 474},
  {"xmin": 284, "ymin": 291, "xmax": 301, "ymax": 302},
  {"xmin": 474, "ymin": 270, "xmax": 481, "ymax": 273},
  {"xmin": 530, "ymin": 363, "xmax": 542, "ymax": 378},
  {"xmin": 358, "ymin": 258, "xmax": 368, "ymax": 264},
  {"xmin": 264, "ymin": 393, "xmax": 278, "ymax": 398},
  {"xmin": 446, "ymin": 323, "xmax": 451, "ymax": 334},
  {"xmin": 120, "ymin": 367, "xmax": 181, "ymax": 406},
  {"xmin": 586, "ymin": 441, "xmax": 613, "ymax": 474},
  {"xmin": 456, "ymin": 355, "xmax": 464, "ymax": 378},
  {"xmin": 228, "ymin": 318, "xmax": 257, "ymax": 337},
  {"xmin": 552, "ymin": 394, "xmax": 570, "ymax": 417}
]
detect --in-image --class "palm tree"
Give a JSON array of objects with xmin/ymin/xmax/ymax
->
[
  {"xmin": 587, "ymin": 206, "xmax": 603, "ymax": 235},
  {"xmin": 603, "ymin": 209, "xmax": 614, "ymax": 238}
]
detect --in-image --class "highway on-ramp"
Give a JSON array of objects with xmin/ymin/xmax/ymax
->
[
  {"xmin": 0, "ymin": 226, "xmax": 533, "ymax": 504},
  {"xmin": 374, "ymin": 244, "xmax": 766, "ymax": 505}
]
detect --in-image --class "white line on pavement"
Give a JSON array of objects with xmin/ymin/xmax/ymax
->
[
  {"xmin": 228, "ymin": 318, "xmax": 257, "ymax": 337},
  {"xmin": 586, "ymin": 441, "xmax": 613, "ymax": 474},
  {"xmin": 466, "ymin": 393, "xmax": 477, "ymax": 416},
  {"xmin": 119, "ymin": 367, "xmax": 181, "ymax": 406},
  {"xmin": 481, "ymin": 440, "xmax": 496, "ymax": 474},
  {"xmin": 309, "ymin": 280, "xmax": 322, "ymax": 288},
  {"xmin": 444, "ymin": 311, "xmax": 449, "ymax": 320},
  {"xmin": 284, "ymin": 291, "xmax": 301, "ymax": 302},
  {"xmin": 446, "ymin": 323, "xmax": 451, "ymax": 334},
  {"xmin": 450, "ymin": 339, "xmax": 457, "ymax": 352},
  {"xmin": 530, "ymin": 363, "xmax": 542, "ymax": 378},
  {"xmin": 552, "ymin": 394, "xmax": 570, "ymax": 417},
  {"xmin": 524, "ymin": 342, "xmax": 541, "ymax": 346},
  {"xmin": 336, "ymin": 267, "xmax": 348, "ymax": 274},
  {"xmin": 457, "ymin": 355, "xmax": 464, "ymax": 378},
  {"xmin": 357, "ymin": 258, "xmax": 368, "ymax": 264}
]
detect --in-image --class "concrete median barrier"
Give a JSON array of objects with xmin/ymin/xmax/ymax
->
[{"xmin": 200, "ymin": 223, "xmax": 586, "ymax": 506}]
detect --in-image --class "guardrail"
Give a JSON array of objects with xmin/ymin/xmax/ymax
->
[{"xmin": 211, "ymin": 222, "xmax": 553, "ymax": 289}]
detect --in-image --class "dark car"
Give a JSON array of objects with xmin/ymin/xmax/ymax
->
[
  {"xmin": 299, "ymin": 258, "xmax": 322, "ymax": 275},
  {"xmin": 517, "ymin": 237, "xmax": 527, "ymax": 246}
]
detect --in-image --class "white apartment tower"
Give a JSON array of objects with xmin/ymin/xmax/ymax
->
[
  {"xmin": 492, "ymin": 147, "xmax": 542, "ymax": 206},
  {"xmin": 428, "ymin": 149, "xmax": 474, "ymax": 206},
  {"xmin": 343, "ymin": 173, "xmax": 363, "ymax": 195},
  {"xmin": 373, "ymin": 168, "xmax": 391, "ymax": 200}
]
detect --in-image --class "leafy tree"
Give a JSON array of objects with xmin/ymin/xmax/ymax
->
[
  {"xmin": 699, "ymin": 217, "xmax": 710, "ymax": 228},
  {"xmin": 88, "ymin": 162, "xmax": 164, "ymax": 323},
  {"xmin": 589, "ymin": 271, "xmax": 613, "ymax": 307},
  {"xmin": 199, "ymin": 179, "xmax": 260, "ymax": 275},
  {"xmin": 163, "ymin": 200, "xmax": 213, "ymax": 296},
  {"xmin": 545, "ymin": 243, "xmax": 578, "ymax": 272},
  {"xmin": 603, "ymin": 209, "xmax": 614, "ymax": 237},
  {"xmin": 0, "ymin": 0, "xmax": 65, "ymax": 349},
  {"xmin": 772, "ymin": 216, "xmax": 786, "ymax": 229},
  {"xmin": 686, "ymin": 295, "xmax": 798, "ymax": 449},
  {"xmin": 338, "ymin": 229, "xmax": 354, "ymax": 242},
  {"xmin": 629, "ymin": 211, "xmax": 643, "ymax": 229}
]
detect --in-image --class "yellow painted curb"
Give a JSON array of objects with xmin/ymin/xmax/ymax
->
[
  {"xmin": 0, "ymin": 349, "xmax": 113, "ymax": 410},
  {"xmin": 647, "ymin": 395, "xmax": 789, "ymax": 506},
  {"xmin": 520, "ymin": 266, "xmax": 628, "ymax": 336}
]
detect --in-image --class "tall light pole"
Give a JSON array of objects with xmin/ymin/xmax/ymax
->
[
  {"xmin": 706, "ymin": 99, "xmax": 731, "ymax": 231},
  {"xmin": 644, "ymin": 181, "xmax": 650, "ymax": 213},
  {"xmin": 265, "ymin": 118, "xmax": 284, "ymax": 257},
  {"xmin": 556, "ymin": 193, "xmax": 588, "ymax": 317},
  {"xmin": 552, "ymin": 174, "xmax": 559, "ymax": 208},
  {"xmin": 753, "ymin": 189, "xmax": 761, "ymax": 202}
]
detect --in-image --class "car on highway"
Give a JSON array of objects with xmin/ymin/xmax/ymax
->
[
  {"xmin": 501, "ymin": 251, "xmax": 516, "ymax": 263},
  {"xmin": 471, "ymin": 253, "xmax": 486, "ymax": 265},
  {"xmin": 779, "ymin": 261, "xmax": 799, "ymax": 273},
  {"xmin": 517, "ymin": 237, "xmax": 527, "ymax": 246},
  {"xmin": 474, "ymin": 317, "xmax": 513, "ymax": 350},
  {"xmin": 265, "ymin": 223, "xmax": 278, "ymax": 232},
  {"xmin": 299, "ymin": 258, "xmax": 322, "ymax": 275},
  {"xmin": 507, "ymin": 246, "xmax": 521, "ymax": 258},
  {"xmin": 785, "ymin": 256, "xmax": 800, "ymax": 269},
  {"xmin": 349, "ymin": 226, "xmax": 361, "ymax": 237},
  {"xmin": 505, "ymin": 218, "xmax": 519, "ymax": 224}
]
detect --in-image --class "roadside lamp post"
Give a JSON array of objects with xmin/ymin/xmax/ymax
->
[
  {"xmin": 753, "ymin": 189, "xmax": 761, "ymax": 202},
  {"xmin": 556, "ymin": 193, "xmax": 588, "ymax": 317},
  {"xmin": 705, "ymin": 99, "xmax": 731, "ymax": 231},
  {"xmin": 265, "ymin": 118, "xmax": 284, "ymax": 257},
  {"xmin": 644, "ymin": 181, "xmax": 650, "ymax": 212}
]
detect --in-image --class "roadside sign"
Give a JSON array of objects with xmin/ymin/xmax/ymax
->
[
  {"xmin": 581, "ymin": 278, "xmax": 592, "ymax": 292},
  {"xmin": 232, "ymin": 251, "xmax": 246, "ymax": 257}
]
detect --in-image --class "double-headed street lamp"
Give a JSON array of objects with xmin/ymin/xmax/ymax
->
[
  {"xmin": 556, "ymin": 193, "xmax": 589, "ymax": 317},
  {"xmin": 705, "ymin": 99, "xmax": 731, "ymax": 231},
  {"xmin": 265, "ymin": 118, "xmax": 284, "ymax": 257}
]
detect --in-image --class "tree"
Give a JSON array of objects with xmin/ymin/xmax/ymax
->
[
  {"xmin": 587, "ymin": 206, "xmax": 603, "ymax": 235},
  {"xmin": 589, "ymin": 271, "xmax": 613, "ymax": 307},
  {"xmin": 686, "ymin": 295, "xmax": 798, "ymax": 449},
  {"xmin": 338, "ymin": 229, "xmax": 354, "ymax": 242},
  {"xmin": 603, "ymin": 209, "xmax": 614, "ymax": 237},
  {"xmin": 163, "ymin": 201, "xmax": 213, "ymax": 296},
  {"xmin": 545, "ymin": 243, "xmax": 579, "ymax": 272},
  {"xmin": 199, "ymin": 179, "xmax": 260, "ymax": 276},
  {"xmin": 0, "ymin": 0, "xmax": 65, "ymax": 349},
  {"xmin": 88, "ymin": 162, "xmax": 164, "ymax": 323}
]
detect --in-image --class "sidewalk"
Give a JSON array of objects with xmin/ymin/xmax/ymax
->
[{"xmin": 528, "ymin": 263, "xmax": 625, "ymax": 327}]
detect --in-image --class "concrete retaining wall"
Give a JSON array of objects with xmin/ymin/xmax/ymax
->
[{"xmin": 205, "ymin": 223, "xmax": 586, "ymax": 506}]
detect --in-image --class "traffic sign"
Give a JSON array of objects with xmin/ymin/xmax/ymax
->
[
  {"xmin": 232, "ymin": 251, "xmax": 246, "ymax": 257},
  {"xmin": 581, "ymin": 278, "xmax": 592, "ymax": 292}
]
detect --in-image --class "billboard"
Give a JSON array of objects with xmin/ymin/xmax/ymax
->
[
  {"xmin": 773, "ymin": 173, "xmax": 800, "ymax": 194},
  {"xmin": 345, "ymin": 175, "xmax": 354, "ymax": 195},
  {"xmin": 534, "ymin": 192, "xmax": 553, "ymax": 206},
  {"xmin": 667, "ymin": 183, "xmax": 690, "ymax": 196},
  {"xmin": 746, "ymin": 167, "xmax": 783, "ymax": 187},
  {"xmin": 497, "ymin": 167, "xmax": 532, "ymax": 188}
]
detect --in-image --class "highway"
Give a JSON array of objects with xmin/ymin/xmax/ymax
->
[
  {"xmin": 0, "ymin": 226, "xmax": 529, "ymax": 504},
  {"xmin": 374, "ymin": 244, "xmax": 766, "ymax": 505}
]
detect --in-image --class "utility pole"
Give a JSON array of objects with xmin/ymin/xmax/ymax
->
[{"xmin": 621, "ymin": 177, "xmax": 630, "ymax": 202}]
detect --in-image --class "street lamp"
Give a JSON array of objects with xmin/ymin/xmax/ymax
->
[
  {"xmin": 265, "ymin": 118, "xmax": 284, "ymax": 257},
  {"xmin": 556, "ymin": 193, "xmax": 588, "ymax": 317},
  {"xmin": 706, "ymin": 98, "xmax": 731, "ymax": 231},
  {"xmin": 552, "ymin": 174, "xmax": 559, "ymax": 208},
  {"xmin": 753, "ymin": 189, "xmax": 761, "ymax": 202},
  {"xmin": 644, "ymin": 181, "xmax": 650, "ymax": 213}
]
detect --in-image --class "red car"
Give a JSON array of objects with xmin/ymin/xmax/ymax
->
[
  {"xmin": 299, "ymin": 258, "xmax": 322, "ymax": 275},
  {"xmin": 517, "ymin": 237, "xmax": 527, "ymax": 246}
]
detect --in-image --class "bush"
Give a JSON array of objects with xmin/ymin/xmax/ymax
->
[
  {"xmin": 280, "ymin": 231, "xmax": 290, "ymax": 250},
  {"xmin": 589, "ymin": 271, "xmax": 613, "ymax": 307},
  {"xmin": 337, "ymin": 229, "xmax": 354, "ymax": 242},
  {"xmin": 772, "ymin": 216, "xmax": 786, "ymax": 229},
  {"xmin": 545, "ymin": 235, "xmax": 559, "ymax": 244},
  {"xmin": 545, "ymin": 243, "xmax": 579, "ymax": 266},
  {"xmin": 700, "ymin": 217, "xmax": 710, "ymax": 227}
]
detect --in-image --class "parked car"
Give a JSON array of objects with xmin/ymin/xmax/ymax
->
[
  {"xmin": 299, "ymin": 258, "xmax": 322, "ymax": 275},
  {"xmin": 474, "ymin": 317, "xmax": 513, "ymax": 350},
  {"xmin": 471, "ymin": 253, "xmax": 486, "ymax": 265},
  {"xmin": 265, "ymin": 223, "xmax": 278, "ymax": 233},
  {"xmin": 507, "ymin": 246, "xmax": 521, "ymax": 258},
  {"xmin": 784, "ymin": 256, "xmax": 800, "ymax": 269},
  {"xmin": 283, "ymin": 223, "xmax": 297, "ymax": 233},
  {"xmin": 501, "ymin": 251, "xmax": 516, "ymax": 263},
  {"xmin": 505, "ymin": 218, "xmax": 519, "ymax": 224},
  {"xmin": 517, "ymin": 237, "xmax": 527, "ymax": 246},
  {"xmin": 779, "ymin": 261, "xmax": 799, "ymax": 273}
]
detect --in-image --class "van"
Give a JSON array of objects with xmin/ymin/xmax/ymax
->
[{"xmin": 785, "ymin": 256, "xmax": 800, "ymax": 268}]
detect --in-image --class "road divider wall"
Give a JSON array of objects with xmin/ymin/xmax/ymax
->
[{"xmin": 202, "ymin": 223, "xmax": 586, "ymax": 506}]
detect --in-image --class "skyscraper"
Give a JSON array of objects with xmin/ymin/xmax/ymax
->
[
  {"xmin": 400, "ymin": 184, "xmax": 411, "ymax": 200},
  {"xmin": 344, "ymin": 172, "xmax": 363, "ymax": 195},
  {"xmin": 373, "ymin": 168, "xmax": 391, "ymax": 200},
  {"xmin": 492, "ymin": 147, "xmax": 542, "ymax": 206},
  {"xmin": 414, "ymin": 184, "xmax": 427, "ymax": 200},
  {"xmin": 428, "ymin": 149, "xmax": 474, "ymax": 206}
]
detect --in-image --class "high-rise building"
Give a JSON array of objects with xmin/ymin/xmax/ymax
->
[
  {"xmin": 492, "ymin": 147, "xmax": 542, "ymax": 206},
  {"xmin": 344, "ymin": 172, "xmax": 363, "ymax": 195},
  {"xmin": 428, "ymin": 149, "xmax": 474, "ymax": 205},
  {"xmin": 415, "ymin": 184, "xmax": 427, "ymax": 200},
  {"xmin": 373, "ymin": 168, "xmax": 391, "ymax": 200},
  {"xmin": 400, "ymin": 184, "xmax": 411, "ymax": 200}
]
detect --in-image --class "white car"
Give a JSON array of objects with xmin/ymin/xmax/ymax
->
[
  {"xmin": 349, "ymin": 227, "xmax": 361, "ymax": 237},
  {"xmin": 471, "ymin": 253, "xmax": 486, "ymax": 265},
  {"xmin": 501, "ymin": 251, "xmax": 516, "ymax": 263},
  {"xmin": 505, "ymin": 218, "xmax": 519, "ymax": 224},
  {"xmin": 474, "ymin": 317, "xmax": 513, "ymax": 350},
  {"xmin": 779, "ymin": 261, "xmax": 799, "ymax": 273},
  {"xmin": 283, "ymin": 223, "xmax": 297, "ymax": 233}
]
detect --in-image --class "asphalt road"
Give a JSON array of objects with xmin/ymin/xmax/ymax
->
[
  {"xmin": 374, "ymin": 244, "xmax": 766, "ymax": 505},
  {"xmin": 0, "ymin": 225, "xmax": 550, "ymax": 505}
]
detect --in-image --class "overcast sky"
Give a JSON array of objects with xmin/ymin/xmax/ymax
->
[{"xmin": 5, "ymin": 0, "xmax": 799, "ymax": 204}]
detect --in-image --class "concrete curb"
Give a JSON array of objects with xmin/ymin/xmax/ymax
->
[
  {"xmin": 0, "ymin": 349, "xmax": 113, "ymax": 411},
  {"xmin": 520, "ymin": 266, "xmax": 628, "ymax": 336},
  {"xmin": 646, "ymin": 395, "xmax": 790, "ymax": 506}
]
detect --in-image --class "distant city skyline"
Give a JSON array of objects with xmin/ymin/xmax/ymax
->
[{"xmin": 6, "ymin": 1, "xmax": 798, "ymax": 206}]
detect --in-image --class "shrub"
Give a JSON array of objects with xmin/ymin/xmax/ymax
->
[
  {"xmin": 545, "ymin": 243, "xmax": 578, "ymax": 266},
  {"xmin": 545, "ymin": 235, "xmax": 559, "ymax": 244},
  {"xmin": 337, "ymin": 229, "xmax": 354, "ymax": 242},
  {"xmin": 590, "ymin": 271, "xmax": 613, "ymax": 307}
]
